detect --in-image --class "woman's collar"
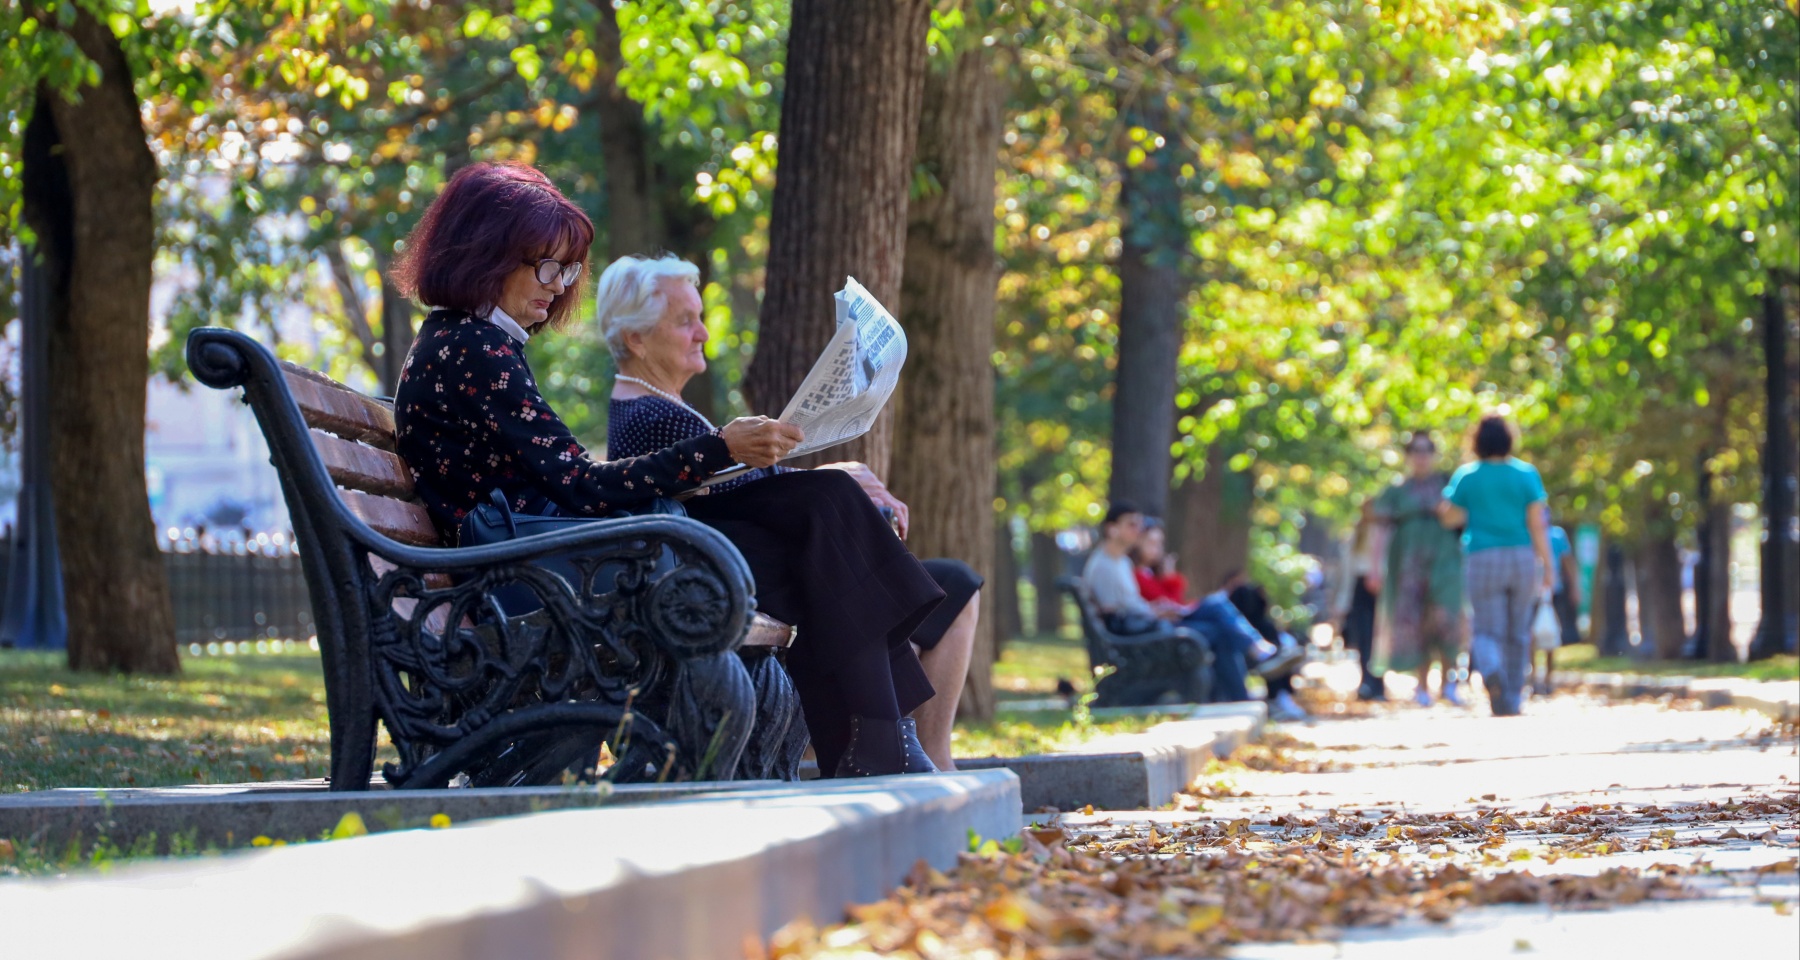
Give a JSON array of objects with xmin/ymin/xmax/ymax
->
[{"xmin": 483, "ymin": 305, "xmax": 531, "ymax": 344}]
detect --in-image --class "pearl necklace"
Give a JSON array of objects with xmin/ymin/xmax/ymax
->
[{"xmin": 616, "ymin": 375, "xmax": 716, "ymax": 430}]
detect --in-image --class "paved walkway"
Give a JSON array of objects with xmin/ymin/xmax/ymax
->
[{"xmin": 1063, "ymin": 693, "xmax": 1799, "ymax": 958}]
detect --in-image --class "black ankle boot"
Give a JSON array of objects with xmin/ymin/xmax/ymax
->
[
  {"xmin": 897, "ymin": 718, "xmax": 938, "ymax": 774},
  {"xmin": 834, "ymin": 716, "xmax": 938, "ymax": 777}
]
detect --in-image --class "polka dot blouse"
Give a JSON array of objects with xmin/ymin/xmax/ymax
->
[
  {"xmin": 608, "ymin": 396, "xmax": 792, "ymax": 494},
  {"xmin": 392, "ymin": 310, "xmax": 730, "ymax": 542}
]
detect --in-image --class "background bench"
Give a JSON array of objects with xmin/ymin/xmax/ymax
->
[
  {"xmin": 187, "ymin": 328, "xmax": 805, "ymax": 790},
  {"xmin": 1058, "ymin": 576, "xmax": 1214, "ymax": 707}
]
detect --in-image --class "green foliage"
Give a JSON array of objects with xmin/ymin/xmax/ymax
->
[
  {"xmin": 993, "ymin": 0, "xmax": 1795, "ymax": 557},
  {"xmin": 2, "ymin": 0, "xmax": 1791, "ymax": 581}
]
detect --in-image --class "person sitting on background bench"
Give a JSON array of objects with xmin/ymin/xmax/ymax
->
[
  {"xmin": 597, "ymin": 253, "xmax": 982, "ymax": 772},
  {"xmin": 390, "ymin": 162, "xmax": 946, "ymax": 778},
  {"xmin": 1129, "ymin": 519, "xmax": 1190, "ymax": 606},
  {"xmin": 1223, "ymin": 571, "xmax": 1309, "ymax": 722},
  {"xmin": 1081, "ymin": 502, "xmax": 1275, "ymax": 703}
]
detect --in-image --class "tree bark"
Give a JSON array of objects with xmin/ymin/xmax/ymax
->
[
  {"xmin": 591, "ymin": 1, "xmax": 665, "ymax": 260},
  {"xmin": 741, "ymin": 0, "xmax": 932, "ymax": 478},
  {"xmin": 22, "ymin": 8, "xmax": 177, "ymax": 674},
  {"xmin": 377, "ymin": 252, "xmax": 415, "ymax": 395},
  {"xmin": 1699, "ymin": 495, "xmax": 1735, "ymax": 663},
  {"xmin": 1750, "ymin": 280, "xmax": 1797, "ymax": 659},
  {"xmin": 1599, "ymin": 540, "xmax": 1631, "ymax": 655},
  {"xmin": 890, "ymin": 47, "xmax": 1004, "ymax": 721},
  {"xmin": 1632, "ymin": 522, "xmax": 1687, "ymax": 660},
  {"xmin": 1168, "ymin": 444, "xmax": 1252, "ymax": 597},
  {"xmin": 590, "ymin": 0, "xmax": 720, "ymax": 420},
  {"xmin": 1029, "ymin": 530, "xmax": 1066, "ymax": 637},
  {"xmin": 993, "ymin": 519, "xmax": 1024, "ymax": 647},
  {"xmin": 1107, "ymin": 93, "xmax": 1187, "ymax": 518}
]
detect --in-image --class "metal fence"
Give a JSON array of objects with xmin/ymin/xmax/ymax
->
[{"xmin": 0, "ymin": 532, "xmax": 315, "ymax": 649}]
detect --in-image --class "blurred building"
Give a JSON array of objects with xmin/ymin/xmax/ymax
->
[{"xmin": 145, "ymin": 377, "xmax": 289, "ymax": 535}]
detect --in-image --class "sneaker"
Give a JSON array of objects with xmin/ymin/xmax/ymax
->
[
  {"xmin": 1442, "ymin": 681, "xmax": 1467, "ymax": 707},
  {"xmin": 1252, "ymin": 643, "xmax": 1305, "ymax": 679},
  {"xmin": 1269, "ymin": 690, "xmax": 1307, "ymax": 722},
  {"xmin": 1357, "ymin": 680, "xmax": 1389, "ymax": 702},
  {"xmin": 1414, "ymin": 687, "xmax": 1434, "ymax": 707}
]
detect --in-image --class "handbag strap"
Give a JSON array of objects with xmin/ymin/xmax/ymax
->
[{"xmin": 486, "ymin": 489, "xmax": 519, "ymax": 539}]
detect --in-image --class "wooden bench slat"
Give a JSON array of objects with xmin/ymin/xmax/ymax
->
[
  {"xmin": 281, "ymin": 361, "xmax": 397, "ymax": 451},
  {"xmin": 311, "ymin": 429, "xmax": 416, "ymax": 500},
  {"xmin": 341, "ymin": 490, "xmax": 439, "ymax": 547}
]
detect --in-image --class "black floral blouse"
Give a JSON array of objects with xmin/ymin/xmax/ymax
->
[{"xmin": 393, "ymin": 310, "xmax": 730, "ymax": 541}]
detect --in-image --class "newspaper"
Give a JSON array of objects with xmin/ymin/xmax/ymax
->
[{"xmin": 700, "ymin": 277, "xmax": 906, "ymax": 486}]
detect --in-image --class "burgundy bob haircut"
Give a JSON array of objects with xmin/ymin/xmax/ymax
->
[{"xmin": 392, "ymin": 162, "xmax": 595, "ymax": 332}]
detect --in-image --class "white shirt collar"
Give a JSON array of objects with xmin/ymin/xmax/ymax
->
[{"xmin": 484, "ymin": 305, "xmax": 531, "ymax": 343}]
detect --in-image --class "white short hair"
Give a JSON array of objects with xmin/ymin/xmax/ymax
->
[{"xmin": 594, "ymin": 254, "xmax": 701, "ymax": 362}]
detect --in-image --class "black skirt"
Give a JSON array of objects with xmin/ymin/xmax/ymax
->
[{"xmin": 681, "ymin": 470, "xmax": 945, "ymax": 770}]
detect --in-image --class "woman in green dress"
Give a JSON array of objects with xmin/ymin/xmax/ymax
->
[{"xmin": 1370, "ymin": 433, "xmax": 1467, "ymax": 706}]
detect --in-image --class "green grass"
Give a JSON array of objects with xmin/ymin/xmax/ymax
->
[
  {"xmin": 951, "ymin": 708, "xmax": 1176, "ymax": 759},
  {"xmin": 1554, "ymin": 644, "xmax": 1800, "ymax": 683},
  {"xmin": 0, "ymin": 650, "xmax": 342, "ymax": 793},
  {"xmin": 992, "ymin": 632, "xmax": 1092, "ymax": 699},
  {"xmin": 3, "ymin": 641, "xmax": 1144, "ymax": 793},
  {"xmin": 964, "ymin": 628, "xmax": 1181, "ymax": 757}
]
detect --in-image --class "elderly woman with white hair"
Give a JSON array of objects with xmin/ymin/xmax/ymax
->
[{"xmin": 600, "ymin": 254, "xmax": 982, "ymax": 772}]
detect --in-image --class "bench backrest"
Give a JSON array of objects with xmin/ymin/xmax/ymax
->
[
  {"xmin": 278, "ymin": 361, "xmax": 437, "ymax": 547},
  {"xmin": 1056, "ymin": 575, "xmax": 1118, "ymax": 667}
]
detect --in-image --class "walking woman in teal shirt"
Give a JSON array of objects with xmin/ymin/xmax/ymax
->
[{"xmin": 1438, "ymin": 416, "xmax": 1554, "ymax": 716}]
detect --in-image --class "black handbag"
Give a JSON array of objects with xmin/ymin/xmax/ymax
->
[{"xmin": 457, "ymin": 489, "xmax": 687, "ymax": 617}]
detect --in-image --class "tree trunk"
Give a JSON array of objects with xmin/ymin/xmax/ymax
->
[
  {"xmin": 1751, "ymin": 280, "xmax": 1797, "ymax": 659},
  {"xmin": 1585, "ymin": 532, "xmax": 1609, "ymax": 647},
  {"xmin": 1699, "ymin": 495, "xmax": 1735, "ymax": 663},
  {"xmin": 890, "ymin": 47, "xmax": 1004, "ymax": 721},
  {"xmin": 589, "ymin": 1, "xmax": 726, "ymax": 423},
  {"xmin": 1029, "ymin": 530, "xmax": 1066, "ymax": 637},
  {"xmin": 1107, "ymin": 96, "xmax": 1187, "ymax": 518},
  {"xmin": 1168, "ymin": 444, "xmax": 1251, "ymax": 597},
  {"xmin": 1633, "ymin": 524, "xmax": 1687, "ymax": 660},
  {"xmin": 1599, "ymin": 540, "xmax": 1630, "ymax": 655},
  {"xmin": 741, "ymin": 0, "xmax": 932, "ymax": 478},
  {"xmin": 21, "ymin": 9, "xmax": 177, "ymax": 674},
  {"xmin": 993, "ymin": 519, "xmax": 1024, "ymax": 647},
  {"xmin": 377, "ymin": 254, "xmax": 414, "ymax": 395},
  {"xmin": 591, "ymin": 1, "xmax": 665, "ymax": 260}
]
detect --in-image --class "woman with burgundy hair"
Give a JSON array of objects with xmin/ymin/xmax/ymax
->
[{"xmin": 389, "ymin": 162, "xmax": 947, "ymax": 777}]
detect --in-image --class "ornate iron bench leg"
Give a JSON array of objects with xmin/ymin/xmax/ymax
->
[
  {"xmin": 660, "ymin": 650, "xmax": 757, "ymax": 781},
  {"xmin": 736, "ymin": 648, "xmax": 808, "ymax": 781}
]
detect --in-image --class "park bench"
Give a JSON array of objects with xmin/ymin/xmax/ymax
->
[
  {"xmin": 186, "ymin": 328, "xmax": 806, "ymax": 790},
  {"xmin": 1058, "ymin": 576, "xmax": 1214, "ymax": 707}
]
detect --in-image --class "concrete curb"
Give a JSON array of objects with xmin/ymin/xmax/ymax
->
[
  {"xmin": 959, "ymin": 702, "xmax": 1265, "ymax": 811},
  {"xmin": 1558, "ymin": 671, "xmax": 1798, "ymax": 722},
  {"xmin": 0, "ymin": 779, "xmax": 787, "ymax": 854},
  {"xmin": 2, "ymin": 770, "xmax": 1022, "ymax": 960}
]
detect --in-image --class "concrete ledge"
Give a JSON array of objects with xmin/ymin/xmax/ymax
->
[
  {"xmin": 1560, "ymin": 672, "xmax": 1798, "ymax": 723},
  {"xmin": 3, "ymin": 770, "xmax": 1022, "ymax": 960},
  {"xmin": 960, "ymin": 701, "xmax": 1264, "ymax": 811},
  {"xmin": 0, "ymin": 779, "xmax": 785, "ymax": 854}
]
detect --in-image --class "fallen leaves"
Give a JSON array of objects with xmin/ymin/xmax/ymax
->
[{"xmin": 760, "ymin": 792, "xmax": 1800, "ymax": 960}]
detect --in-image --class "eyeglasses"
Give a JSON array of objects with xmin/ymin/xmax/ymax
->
[{"xmin": 522, "ymin": 258, "xmax": 583, "ymax": 287}]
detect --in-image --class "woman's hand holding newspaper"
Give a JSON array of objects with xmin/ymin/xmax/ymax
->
[{"xmin": 720, "ymin": 417, "xmax": 805, "ymax": 469}]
